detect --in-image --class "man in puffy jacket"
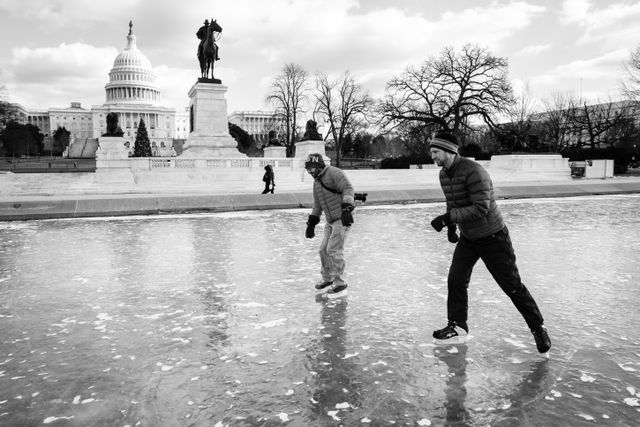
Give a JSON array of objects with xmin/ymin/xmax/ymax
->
[
  {"xmin": 428, "ymin": 132, "xmax": 551, "ymax": 355},
  {"xmin": 304, "ymin": 153, "xmax": 355, "ymax": 298}
]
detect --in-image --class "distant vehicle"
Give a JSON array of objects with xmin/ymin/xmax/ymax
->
[{"xmin": 569, "ymin": 161, "xmax": 587, "ymax": 177}]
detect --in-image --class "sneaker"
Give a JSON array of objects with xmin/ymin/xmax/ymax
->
[
  {"xmin": 314, "ymin": 280, "xmax": 333, "ymax": 292},
  {"xmin": 532, "ymin": 325, "xmax": 551, "ymax": 354},
  {"xmin": 325, "ymin": 284, "xmax": 348, "ymax": 299},
  {"xmin": 433, "ymin": 321, "xmax": 468, "ymax": 344}
]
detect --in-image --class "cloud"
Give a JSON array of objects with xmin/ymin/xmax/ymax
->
[
  {"xmin": 1, "ymin": 0, "xmax": 632, "ymax": 113},
  {"xmin": 559, "ymin": 0, "xmax": 640, "ymax": 46},
  {"xmin": 530, "ymin": 48, "xmax": 629, "ymax": 101},
  {"xmin": 6, "ymin": 78, "xmax": 106, "ymax": 110},
  {"xmin": 550, "ymin": 48, "xmax": 628, "ymax": 79},
  {"xmin": 438, "ymin": 2, "xmax": 546, "ymax": 49},
  {"xmin": 516, "ymin": 44, "xmax": 552, "ymax": 56},
  {"xmin": 9, "ymin": 43, "xmax": 117, "ymax": 83},
  {"xmin": 3, "ymin": 43, "xmax": 117, "ymax": 108},
  {"xmin": 0, "ymin": 0, "xmax": 145, "ymax": 28},
  {"xmin": 222, "ymin": 0, "xmax": 548, "ymax": 108},
  {"xmin": 559, "ymin": 0, "xmax": 591, "ymax": 25}
]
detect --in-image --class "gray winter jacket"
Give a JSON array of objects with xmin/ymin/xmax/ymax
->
[{"xmin": 311, "ymin": 166, "xmax": 355, "ymax": 223}]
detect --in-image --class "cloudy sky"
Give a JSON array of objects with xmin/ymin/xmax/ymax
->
[{"xmin": 1, "ymin": 0, "xmax": 639, "ymax": 115}]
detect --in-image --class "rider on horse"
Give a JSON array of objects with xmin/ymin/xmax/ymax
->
[{"xmin": 197, "ymin": 19, "xmax": 222, "ymax": 79}]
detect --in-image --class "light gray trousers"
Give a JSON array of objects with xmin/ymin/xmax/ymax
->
[{"xmin": 319, "ymin": 219, "xmax": 349, "ymax": 286}]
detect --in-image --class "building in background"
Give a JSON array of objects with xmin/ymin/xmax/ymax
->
[
  {"xmin": 228, "ymin": 110, "xmax": 283, "ymax": 146},
  {"xmin": 91, "ymin": 21, "xmax": 176, "ymax": 156},
  {"xmin": 175, "ymin": 107, "xmax": 190, "ymax": 140},
  {"xmin": 14, "ymin": 22, "xmax": 179, "ymax": 157},
  {"xmin": 529, "ymin": 99, "xmax": 640, "ymax": 149}
]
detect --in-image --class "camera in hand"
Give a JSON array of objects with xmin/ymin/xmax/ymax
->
[{"xmin": 354, "ymin": 193, "xmax": 368, "ymax": 202}]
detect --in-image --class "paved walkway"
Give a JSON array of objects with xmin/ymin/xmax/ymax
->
[{"xmin": 1, "ymin": 176, "xmax": 639, "ymax": 221}]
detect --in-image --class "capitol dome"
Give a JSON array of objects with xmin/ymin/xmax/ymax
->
[{"xmin": 104, "ymin": 21, "xmax": 160, "ymax": 105}]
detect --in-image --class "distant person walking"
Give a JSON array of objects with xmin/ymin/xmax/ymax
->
[
  {"xmin": 428, "ymin": 131, "xmax": 551, "ymax": 354},
  {"xmin": 304, "ymin": 153, "xmax": 355, "ymax": 299},
  {"xmin": 261, "ymin": 164, "xmax": 275, "ymax": 194}
]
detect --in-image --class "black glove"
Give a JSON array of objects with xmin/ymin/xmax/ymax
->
[
  {"xmin": 306, "ymin": 215, "xmax": 320, "ymax": 239},
  {"xmin": 430, "ymin": 212, "xmax": 452, "ymax": 232},
  {"xmin": 447, "ymin": 224, "xmax": 459, "ymax": 243},
  {"xmin": 341, "ymin": 203, "xmax": 354, "ymax": 227}
]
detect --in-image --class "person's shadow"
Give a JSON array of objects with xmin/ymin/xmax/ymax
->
[
  {"xmin": 434, "ymin": 344, "xmax": 471, "ymax": 426},
  {"xmin": 496, "ymin": 358, "xmax": 551, "ymax": 423},
  {"xmin": 309, "ymin": 297, "xmax": 361, "ymax": 421}
]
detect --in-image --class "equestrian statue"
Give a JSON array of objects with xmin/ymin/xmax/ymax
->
[{"xmin": 197, "ymin": 18, "xmax": 222, "ymax": 82}]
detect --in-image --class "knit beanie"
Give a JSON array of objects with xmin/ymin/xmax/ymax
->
[
  {"xmin": 429, "ymin": 132, "xmax": 459, "ymax": 154},
  {"xmin": 305, "ymin": 153, "xmax": 326, "ymax": 169}
]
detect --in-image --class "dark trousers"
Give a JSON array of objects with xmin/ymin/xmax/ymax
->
[
  {"xmin": 262, "ymin": 183, "xmax": 273, "ymax": 194},
  {"xmin": 447, "ymin": 226, "xmax": 544, "ymax": 331}
]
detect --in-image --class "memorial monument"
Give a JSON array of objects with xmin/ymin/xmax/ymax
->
[
  {"xmin": 295, "ymin": 119, "xmax": 328, "ymax": 160},
  {"xmin": 95, "ymin": 112, "xmax": 129, "ymax": 163},
  {"xmin": 181, "ymin": 18, "xmax": 245, "ymax": 158},
  {"xmin": 263, "ymin": 130, "xmax": 286, "ymax": 158}
]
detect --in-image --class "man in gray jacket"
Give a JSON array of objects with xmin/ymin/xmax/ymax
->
[
  {"xmin": 304, "ymin": 153, "xmax": 355, "ymax": 298},
  {"xmin": 428, "ymin": 132, "xmax": 551, "ymax": 355}
]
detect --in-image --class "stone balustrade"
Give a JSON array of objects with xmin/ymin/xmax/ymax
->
[{"xmin": 1, "ymin": 154, "xmax": 582, "ymax": 197}]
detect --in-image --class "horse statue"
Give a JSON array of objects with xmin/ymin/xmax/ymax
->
[{"xmin": 201, "ymin": 19, "xmax": 222, "ymax": 80}]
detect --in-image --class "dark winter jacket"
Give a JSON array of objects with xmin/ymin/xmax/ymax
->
[
  {"xmin": 439, "ymin": 155, "xmax": 504, "ymax": 240},
  {"xmin": 262, "ymin": 165, "xmax": 274, "ymax": 185},
  {"xmin": 311, "ymin": 166, "xmax": 355, "ymax": 223}
]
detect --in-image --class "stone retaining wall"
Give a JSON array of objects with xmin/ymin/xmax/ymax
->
[{"xmin": 0, "ymin": 154, "xmax": 577, "ymax": 197}]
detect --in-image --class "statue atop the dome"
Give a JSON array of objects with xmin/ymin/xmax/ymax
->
[
  {"xmin": 197, "ymin": 18, "xmax": 222, "ymax": 83},
  {"xmin": 102, "ymin": 112, "xmax": 124, "ymax": 137}
]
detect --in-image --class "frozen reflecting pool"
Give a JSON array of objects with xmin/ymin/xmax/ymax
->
[{"xmin": 1, "ymin": 195, "xmax": 640, "ymax": 426}]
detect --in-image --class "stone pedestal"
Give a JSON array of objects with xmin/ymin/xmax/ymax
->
[
  {"xmin": 94, "ymin": 136, "xmax": 135, "ymax": 184},
  {"xmin": 95, "ymin": 137, "xmax": 129, "ymax": 164},
  {"xmin": 181, "ymin": 82, "xmax": 246, "ymax": 158},
  {"xmin": 264, "ymin": 146, "xmax": 286, "ymax": 158},
  {"xmin": 295, "ymin": 140, "xmax": 329, "ymax": 162},
  {"xmin": 488, "ymin": 154, "xmax": 571, "ymax": 182}
]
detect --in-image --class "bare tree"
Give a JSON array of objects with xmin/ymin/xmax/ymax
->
[
  {"xmin": 266, "ymin": 63, "xmax": 309, "ymax": 156},
  {"xmin": 539, "ymin": 92, "xmax": 579, "ymax": 152},
  {"xmin": 0, "ymin": 85, "xmax": 21, "ymax": 131},
  {"xmin": 394, "ymin": 121, "xmax": 440, "ymax": 157},
  {"xmin": 573, "ymin": 100, "xmax": 635, "ymax": 149},
  {"xmin": 314, "ymin": 71, "xmax": 373, "ymax": 166},
  {"xmin": 621, "ymin": 45, "xmax": 640, "ymax": 100},
  {"xmin": 496, "ymin": 82, "xmax": 541, "ymax": 152},
  {"xmin": 378, "ymin": 44, "xmax": 514, "ymax": 141}
]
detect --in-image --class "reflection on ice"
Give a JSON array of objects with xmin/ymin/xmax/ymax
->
[{"xmin": 0, "ymin": 195, "xmax": 639, "ymax": 425}]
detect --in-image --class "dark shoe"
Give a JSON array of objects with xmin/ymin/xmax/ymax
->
[
  {"xmin": 314, "ymin": 280, "xmax": 333, "ymax": 292},
  {"xmin": 532, "ymin": 325, "xmax": 551, "ymax": 354},
  {"xmin": 433, "ymin": 321, "xmax": 468, "ymax": 344},
  {"xmin": 325, "ymin": 284, "xmax": 348, "ymax": 299}
]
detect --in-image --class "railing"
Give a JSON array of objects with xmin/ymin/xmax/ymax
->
[
  {"xmin": 175, "ymin": 159, "xmax": 196, "ymax": 169},
  {"xmin": 0, "ymin": 158, "xmax": 96, "ymax": 173},
  {"xmin": 147, "ymin": 157, "xmax": 300, "ymax": 171},
  {"xmin": 150, "ymin": 159, "xmax": 171, "ymax": 168}
]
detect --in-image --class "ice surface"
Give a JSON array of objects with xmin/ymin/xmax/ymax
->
[{"xmin": 0, "ymin": 195, "xmax": 639, "ymax": 425}]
